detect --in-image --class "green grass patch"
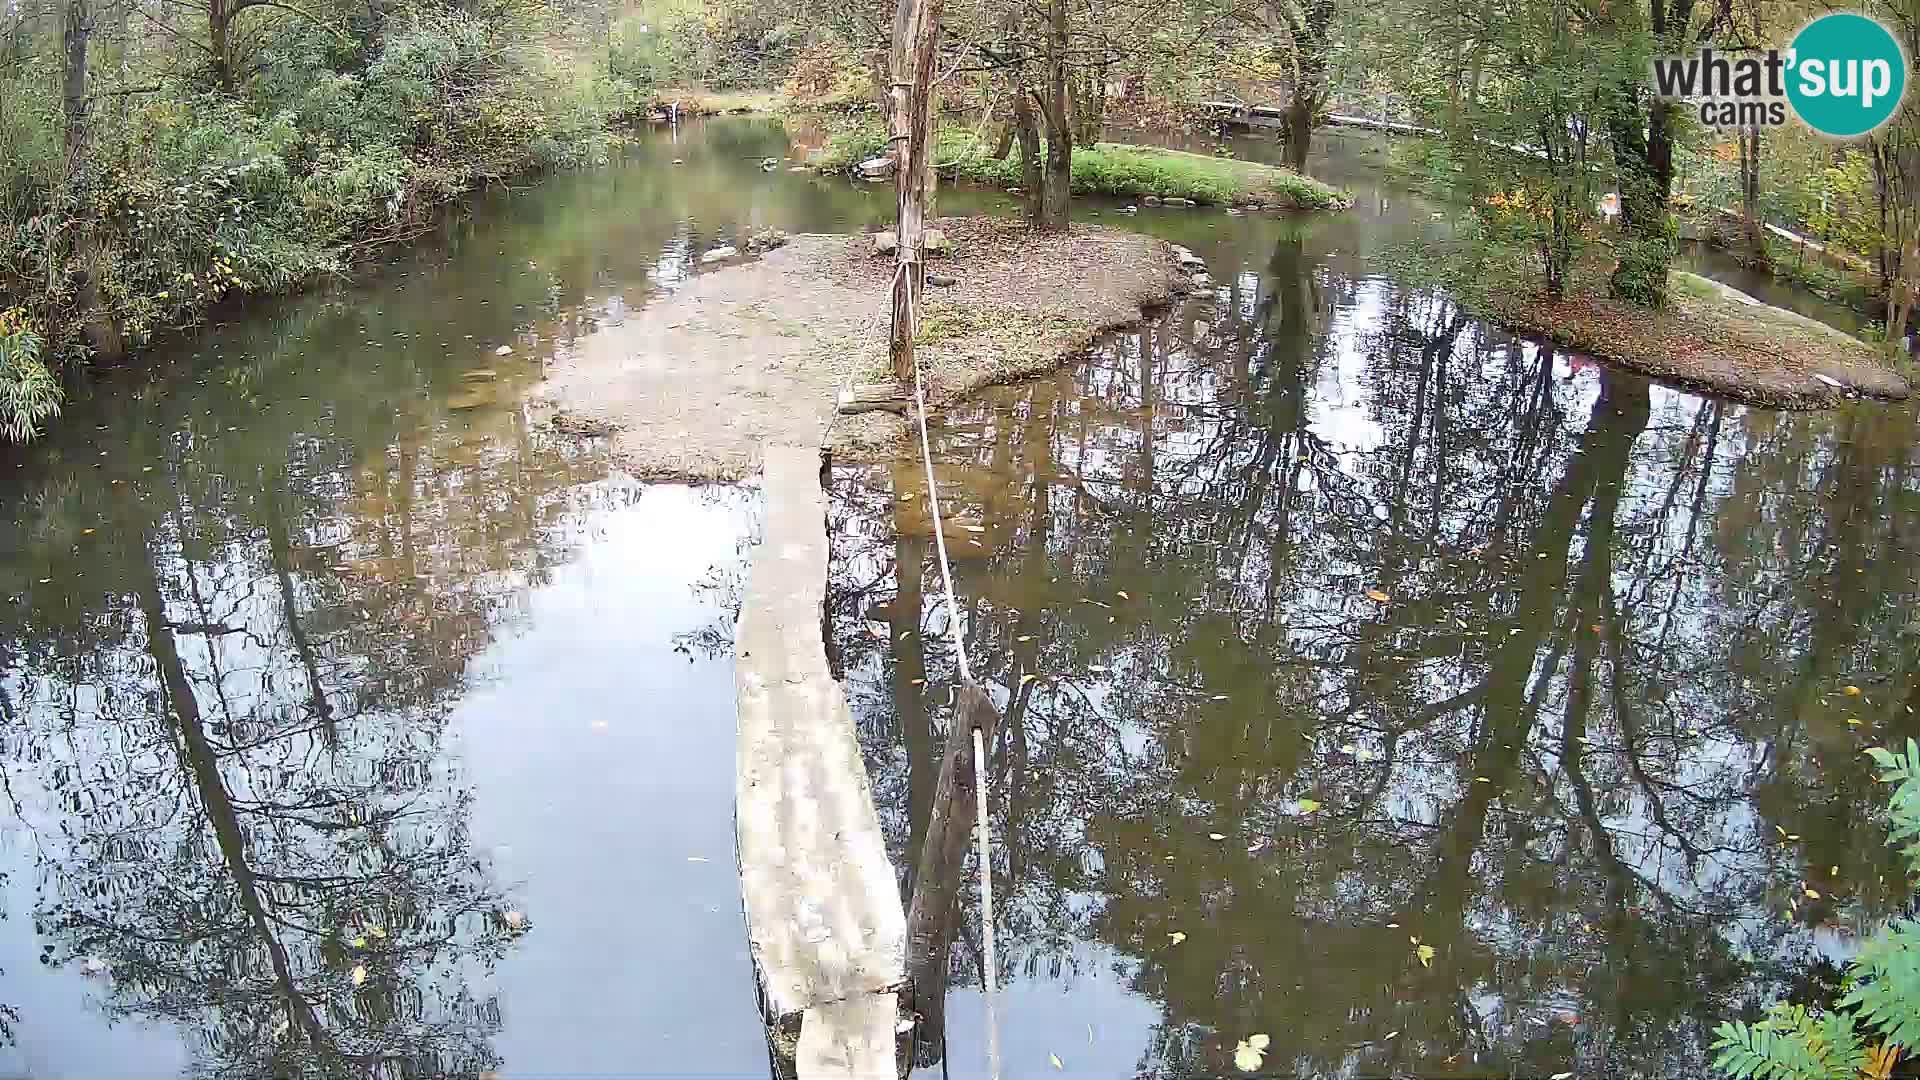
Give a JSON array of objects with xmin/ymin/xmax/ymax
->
[{"xmin": 812, "ymin": 122, "xmax": 1349, "ymax": 210}]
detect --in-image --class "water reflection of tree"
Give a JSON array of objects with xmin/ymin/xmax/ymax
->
[
  {"xmin": 0, "ymin": 325, "xmax": 619, "ymax": 1076},
  {"xmin": 830, "ymin": 227, "xmax": 1920, "ymax": 1077}
]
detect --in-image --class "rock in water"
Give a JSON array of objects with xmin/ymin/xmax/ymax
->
[
  {"xmin": 1142, "ymin": 195, "xmax": 1163, "ymax": 206},
  {"xmin": 701, "ymin": 246, "xmax": 738, "ymax": 263},
  {"xmin": 746, "ymin": 229, "xmax": 789, "ymax": 253},
  {"xmin": 872, "ymin": 231, "xmax": 898, "ymax": 256}
]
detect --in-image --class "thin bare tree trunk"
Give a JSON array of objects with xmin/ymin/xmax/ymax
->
[
  {"xmin": 1013, "ymin": 77, "xmax": 1042, "ymax": 222},
  {"xmin": 1037, "ymin": 0, "xmax": 1071, "ymax": 231},
  {"xmin": 887, "ymin": 0, "xmax": 946, "ymax": 382}
]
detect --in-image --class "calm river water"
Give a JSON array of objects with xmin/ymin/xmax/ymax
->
[{"xmin": 0, "ymin": 117, "xmax": 1908, "ymax": 1080}]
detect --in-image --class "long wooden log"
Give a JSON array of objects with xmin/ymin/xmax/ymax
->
[
  {"xmin": 901, "ymin": 682, "xmax": 999, "ymax": 1067},
  {"xmin": 837, "ymin": 383, "xmax": 911, "ymax": 415}
]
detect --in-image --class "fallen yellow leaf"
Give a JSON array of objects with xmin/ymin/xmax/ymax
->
[
  {"xmin": 1365, "ymin": 588, "xmax": 1390, "ymax": 603},
  {"xmin": 350, "ymin": 965, "xmax": 367, "ymax": 986},
  {"xmin": 1416, "ymin": 943, "xmax": 1435, "ymax": 967},
  {"xmin": 1297, "ymin": 798, "xmax": 1322, "ymax": 813}
]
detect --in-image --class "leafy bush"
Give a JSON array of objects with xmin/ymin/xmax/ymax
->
[
  {"xmin": 0, "ymin": 309, "xmax": 59, "ymax": 442},
  {"xmin": 781, "ymin": 41, "xmax": 870, "ymax": 110},
  {"xmin": 1711, "ymin": 739, "xmax": 1920, "ymax": 1080},
  {"xmin": 0, "ymin": 0, "xmax": 621, "ymax": 425}
]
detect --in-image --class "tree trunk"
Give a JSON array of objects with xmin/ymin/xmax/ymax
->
[
  {"xmin": 887, "ymin": 0, "xmax": 946, "ymax": 382},
  {"xmin": 209, "ymin": 0, "xmax": 233, "ymax": 89},
  {"xmin": 1283, "ymin": 100, "xmax": 1312, "ymax": 171},
  {"xmin": 61, "ymin": 0, "xmax": 89, "ymax": 157},
  {"xmin": 1738, "ymin": 126, "xmax": 1769, "ymax": 269},
  {"xmin": 1607, "ymin": 89, "xmax": 1676, "ymax": 306},
  {"xmin": 1280, "ymin": 0, "xmax": 1333, "ymax": 173},
  {"xmin": 1036, "ymin": 0, "xmax": 1071, "ymax": 232},
  {"xmin": 1012, "ymin": 80, "xmax": 1042, "ymax": 223}
]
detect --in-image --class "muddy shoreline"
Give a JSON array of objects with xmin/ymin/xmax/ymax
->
[{"xmin": 532, "ymin": 217, "xmax": 1187, "ymax": 481}]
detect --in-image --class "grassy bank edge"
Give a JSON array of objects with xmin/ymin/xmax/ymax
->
[
  {"xmin": 811, "ymin": 122, "xmax": 1351, "ymax": 210},
  {"xmin": 1393, "ymin": 235, "xmax": 1908, "ymax": 408}
]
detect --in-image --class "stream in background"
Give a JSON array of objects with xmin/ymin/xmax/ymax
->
[{"xmin": 0, "ymin": 116, "xmax": 1909, "ymax": 1079}]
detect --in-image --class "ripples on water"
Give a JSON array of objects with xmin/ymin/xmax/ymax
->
[{"xmin": 0, "ymin": 116, "xmax": 1910, "ymax": 1079}]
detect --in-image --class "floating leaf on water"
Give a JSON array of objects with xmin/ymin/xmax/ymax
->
[
  {"xmin": 1017, "ymin": 635, "xmax": 1033, "ymax": 642},
  {"xmin": 1385, "ymin": 1031, "xmax": 1400, "ymax": 1040},
  {"xmin": 1416, "ymin": 943, "xmax": 1435, "ymax": 967},
  {"xmin": 1211, "ymin": 694, "xmax": 1230, "ymax": 701},
  {"xmin": 1049, "ymin": 1053, "xmax": 1064, "ymax": 1070},
  {"xmin": 1845, "ymin": 685, "xmax": 1863, "ymax": 696},
  {"xmin": 1849, "ymin": 718, "xmax": 1864, "ymax": 727},
  {"xmin": 1550, "ymin": 1072, "xmax": 1574, "ymax": 1079},
  {"xmin": 1474, "ymin": 777, "xmax": 1491, "ymax": 783},
  {"xmin": 350, "ymin": 965, "xmax": 367, "ymax": 986},
  {"xmin": 1117, "ymin": 591, "xmax": 1130, "ymax": 600},
  {"xmin": 1234, "ymin": 1034, "xmax": 1270, "ymax": 1071},
  {"xmin": 1169, "ymin": 931, "xmax": 1186, "ymax": 945},
  {"xmin": 1365, "ymin": 589, "xmax": 1390, "ymax": 603},
  {"xmin": 1296, "ymin": 798, "xmax": 1322, "ymax": 813},
  {"xmin": 1208, "ymin": 832, "xmax": 1226, "ymax": 841},
  {"xmin": 1805, "ymin": 887, "xmax": 1822, "ymax": 899}
]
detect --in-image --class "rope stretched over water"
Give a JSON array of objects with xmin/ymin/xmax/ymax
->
[{"xmin": 896, "ymin": 258, "xmax": 1001, "ymax": 1080}]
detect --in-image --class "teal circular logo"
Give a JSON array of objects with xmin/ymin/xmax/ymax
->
[{"xmin": 1787, "ymin": 13, "xmax": 1909, "ymax": 138}]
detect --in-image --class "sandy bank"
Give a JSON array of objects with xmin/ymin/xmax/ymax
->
[{"xmin": 531, "ymin": 217, "xmax": 1185, "ymax": 480}]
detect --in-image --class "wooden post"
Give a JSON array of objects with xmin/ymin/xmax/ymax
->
[
  {"xmin": 888, "ymin": 0, "xmax": 945, "ymax": 384},
  {"xmin": 902, "ymin": 683, "xmax": 998, "ymax": 1067}
]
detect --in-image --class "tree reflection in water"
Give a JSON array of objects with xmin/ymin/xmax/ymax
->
[
  {"xmin": 830, "ymin": 223, "xmax": 1918, "ymax": 1078},
  {"xmin": 0, "ymin": 306, "xmax": 623, "ymax": 1076}
]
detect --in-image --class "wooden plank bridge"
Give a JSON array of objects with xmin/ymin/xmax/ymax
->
[
  {"xmin": 735, "ymin": 445, "xmax": 905, "ymax": 1078},
  {"xmin": 733, "ymin": 444, "xmax": 1004, "ymax": 1079}
]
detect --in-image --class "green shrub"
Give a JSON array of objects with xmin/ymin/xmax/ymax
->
[
  {"xmin": 1711, "ymin": 739, "xmax": 1920, "ymax": 1080},
  {"xmin": 0, "ymin": 311, "xmax": 59, "ymax": 442}
]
